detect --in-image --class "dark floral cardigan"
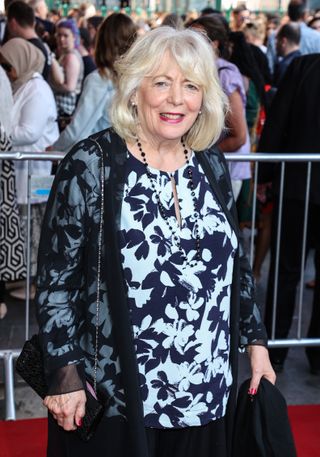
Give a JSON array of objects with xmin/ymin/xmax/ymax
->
[{"xmin": 35, "ymin": 128, "xmax": 267, "ymax": 456}]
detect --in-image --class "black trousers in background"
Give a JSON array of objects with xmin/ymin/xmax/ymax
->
[
  {"xmin": 47, "ymin": 413, "xmax": 227, "ymax": 457},
  {"xmin": 264, "ymin": 198, "xmax": 320, "ymax": 368}
]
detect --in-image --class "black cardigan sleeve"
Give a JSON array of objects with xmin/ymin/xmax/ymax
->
[{"xmin": 35, "ymin": 139, "xmax": 101, "ymax": 394}]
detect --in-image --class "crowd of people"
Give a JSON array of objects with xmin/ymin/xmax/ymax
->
[{"xmin": 0, "ymin": 0, "xmax": 319, "ymax": 454}]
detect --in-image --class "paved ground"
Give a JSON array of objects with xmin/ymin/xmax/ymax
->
[{"xmin": 0, "ymin": 251, "xmax": 319, "ymax": 420}]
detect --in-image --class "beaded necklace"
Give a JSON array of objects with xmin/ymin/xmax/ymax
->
[{"xmin": 136, "ymin": 138, "xmax": 201, "ymax": 266}]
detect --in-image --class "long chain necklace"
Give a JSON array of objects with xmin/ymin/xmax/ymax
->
[{"xmin": 136, "ymin": 138, "xmax": 201, "ymax": 266}]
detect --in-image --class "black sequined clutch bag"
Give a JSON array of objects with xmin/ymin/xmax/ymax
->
[{"xmin": 16, "ymin": 337, "xmax": 104, "ymax": 442}]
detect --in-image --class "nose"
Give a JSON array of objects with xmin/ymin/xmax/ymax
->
[{"xmin": 168, "ymin": 83, "xmax": 183, "ymax": 105}]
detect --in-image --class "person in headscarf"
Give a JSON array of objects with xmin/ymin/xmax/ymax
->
[
  {"xmin": 0, "ymin": 35, "xmax": 44, "ymax": 90},
  {"xmin": 0, "ymin": 38, "xmax": 59, "ymax": 297}
]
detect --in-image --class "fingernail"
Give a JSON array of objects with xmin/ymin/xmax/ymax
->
[
  {"xmin": 248, "ymin": 388, "xmax": 257, "ymax": 396},
  {"xmin": 77, "ymin": 418, "xmax": 82, "ymax": 427}
]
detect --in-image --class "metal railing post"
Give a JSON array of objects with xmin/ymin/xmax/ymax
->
[
  {"xmin": 249, "ymin": 161, "xmax": 258, "ymax": 267},
  {"xmin": 3, "ymin": 351, "xmax": 16, "ymax": 420},
  {"xmin": 25, "ymin": 160, "xmax": 32, "ymax": 341},
  {"xmin": 271, "ymin": 161, "xmax": 285, "ymax": 340},
  {"xmin": 297, "ymin": 162, "xmax": 312, "ymax": 339}
]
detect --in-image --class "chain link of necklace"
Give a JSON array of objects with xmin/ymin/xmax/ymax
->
[{"xmin": 137, "ymin": 138, "xmax": 201, "ymax": 266}]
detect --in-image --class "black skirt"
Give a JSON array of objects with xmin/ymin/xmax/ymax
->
[{"xmin": 47, "ymin": 413, "xmax": 227, "ymax": 457}]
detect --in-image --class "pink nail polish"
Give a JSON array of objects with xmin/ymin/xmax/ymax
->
[
  {"xmin": 77, "ymin": 418, "xmax": 82, "ymax": 427},
  {"xmin": 248, "ymin": 388, "xmax": 257, "ymax": 396}
]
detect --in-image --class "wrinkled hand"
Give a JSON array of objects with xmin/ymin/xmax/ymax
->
[
  {"xmin": 247, "ymin": 345, "xmax": 276, "ymax": 394},
  {"xmin": 43, "ymin": 390, "xmax": 86, "ymax": 431}
]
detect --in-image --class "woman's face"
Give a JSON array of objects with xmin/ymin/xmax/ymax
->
[
  {"xmin": 87, "ymin": 22, "xmax": 97, "ymax": 42},
  {"xmin": 56, "ymin": 27, "xmax": 76, "ymax": 52},
  {"xmin": 134, "ymin": 52, "xmax": 203, "ymax": 144}
]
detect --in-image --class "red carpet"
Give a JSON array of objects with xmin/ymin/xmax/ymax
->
[
  {"xmin": 0, "ymin": 417, "xmax": 47, "ymax": 457},
  {"xmin": 0, "ymin": 406, "xmax": 319, "ymax": 456},
  {"xmin": 288, "ymin": 405, "xmax": 320, "ymax": 456}
]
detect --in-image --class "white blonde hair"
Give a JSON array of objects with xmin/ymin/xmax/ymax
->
[{"xmin": 110, "ymin": 26, "xmax": 228, "ymax": 151}]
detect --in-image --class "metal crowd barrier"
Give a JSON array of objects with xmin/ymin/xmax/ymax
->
[
  {"xmin": 0, "ymin": 151, "xmax": 320, "ymax": 421},
  {"xmin": 225, "ymin": 153, "xmax": 320, "ymax": 350}
]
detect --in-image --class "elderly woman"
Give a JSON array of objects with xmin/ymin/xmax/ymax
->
[{"xmin": 36, "ymin": 27, "xmax": 275, "ymax": 457}]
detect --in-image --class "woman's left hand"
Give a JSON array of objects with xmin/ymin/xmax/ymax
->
[{"xmin": 247, "ymin": 345, "xmax": 276, "ymax": 395}]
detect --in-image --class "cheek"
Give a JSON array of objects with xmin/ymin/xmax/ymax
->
[
  {"xmin": 189, "ymin": 95, "xmax": 203, "ymax": 113},
  {"xmin": 138, "ymin": 90, "xmax": 163, "ymax": 111}
]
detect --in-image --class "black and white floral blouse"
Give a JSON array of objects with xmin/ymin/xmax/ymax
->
[{"xmin": 121, "ymin": 153, "xmax": 238, "ymax": 427}]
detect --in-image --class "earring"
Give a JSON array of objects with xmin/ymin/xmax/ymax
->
[
  {"xmin": 198, "ymin": 109, "xmax": 202, "ymax": 115},
  {"xmin": 131, "ymin": 101, "xmax": 136, "ymax": 107}
]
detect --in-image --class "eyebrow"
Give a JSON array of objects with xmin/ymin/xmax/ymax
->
[
  {"xmin": 147, "ymin": 74, "xmax": 171, "ymax": 79},
  {"xmin": 149, "ymin": 74, "xmax": 197, "ymax": 83}
]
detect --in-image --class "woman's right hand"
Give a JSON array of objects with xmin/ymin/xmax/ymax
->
[{"xmin": 43, "ymin": 390, "xmax": 86, "ymax": 431}]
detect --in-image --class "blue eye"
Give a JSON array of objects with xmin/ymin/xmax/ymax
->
[
  {"xmin": 154, "ymin": 81, "xmax": 168, "ymax": 87},
  {"xmin": 186, "ymin": 83, "xmax": 199, "ymax": 91}
]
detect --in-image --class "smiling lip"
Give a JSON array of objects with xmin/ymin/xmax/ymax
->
[{"xmin": 159, "ymin": 113, "xmax": 185, "ymax": 123}]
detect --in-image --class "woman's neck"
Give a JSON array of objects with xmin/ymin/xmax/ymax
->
[{"xmin": 127, "ymin": 134, "xmax": 189, "ymax": 173}]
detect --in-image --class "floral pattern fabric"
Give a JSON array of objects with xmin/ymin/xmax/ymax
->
[{"xmin": 120, "ymin": 153, "xmax": 238, "ymax": 428}]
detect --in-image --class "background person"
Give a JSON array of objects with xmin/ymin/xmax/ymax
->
[
  {"xmin": 228, "ymin": 31, "xmax": 266, "ymax": 138},
  {"xmin": 86, "ymin": 15, "xmax": 103, "ymax": 54},
  {"xmin": 266, "ymin": 1, "xmax": 320, "ymax": 75},
  {"xmin": 78, "ymin": 27, "xmax": 96, "ymax": 79},
  {"xmin": 6, "ymin": 0, "xmax": 50, "ymax": 80},
  {"xmin": 308, "ymin": 15, "xmax": 320, "ymax": 32},
  {"xmin": 231, "ymin": 4, "xmax": 251, "ymax": 31},
  {"xmin": 36, "ymin": 27, "xmax": 275, "ymax": 457},
  {"xmin": 0, "ymin": 38, "xmax": 59, "ymax": 296},
  {"xmin": 51, "ymin": 19, "xmax": 84, "ymax": 131},
  {"xmin": 27, "ymin": 0, "xmax": 56, "ymax": 41},
  {"xmin": 161, "ymin": 13, "xmax": 184, "ymax": 29},
  {"xmin": 243, "ymin": 21, "xmax": 267, "ymax": 53},
  {"xmin": 188, "ymin": 16, "xmax": 250, "ymax": 202},
  {"xmin": 258, "ymin": 54, "xmax": 320, "ymax": 375},
  {"xmin": 0, "ymin": 65, "xmax": 26, "ymax": 318},
  {"xmin": 273, "ymin": 22, "xmax": 301, "ymax": 87},
  {"xmin": 52, "ymin": 13, "xmax": 137, "ymax": 154}
]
